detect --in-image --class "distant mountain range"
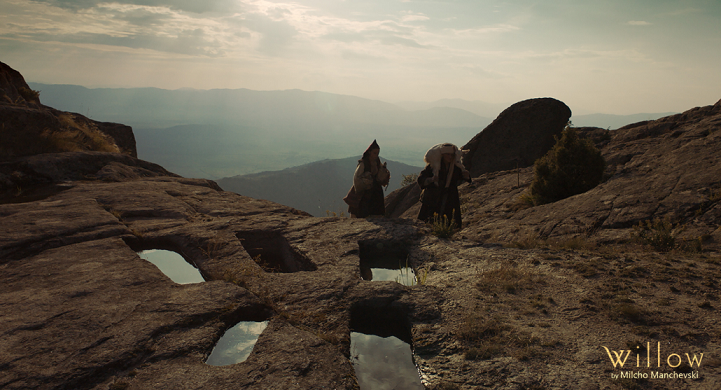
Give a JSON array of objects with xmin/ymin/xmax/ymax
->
[
  {"xmin": 216, "ymin": 156, "xmax": 423, "ymax": 217},
  {"xmin": 29, "ymin": 83, "xmax": 486, "ymax": 130},
  {"xmin": 394, "ymin": 98, "xmax": 509, "ymax": 119},
  {"xmin": 28, "ymin": 83, "xmax": 675, "ymax": 205},
  {"xmin": 29, "ymin": 83, "xmax": 490, "ymax": 177}
]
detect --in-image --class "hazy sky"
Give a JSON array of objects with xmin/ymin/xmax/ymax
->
[{"xmin": 1, "ymin": 0, "xmax": 720, "ymax": 114}]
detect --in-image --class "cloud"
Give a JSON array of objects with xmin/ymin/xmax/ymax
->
[
  {"xmin": 379, "ymin": 34, "xmax": 427, "ymax": 48},
  {"xmin": 452, "ymin": 24, "xmax": 521, "ymax": 36},
  {"xmin": 97, "ymin": 3, "xmax": 175, "ymax": 27},
  {"xmin": 29, "ymin": 0, "xmax": 240, "ymax": 14},
  {"xmin": 400, "ymin": 13, "xmax": 429, "ymax": 23},
  {"xmin": 242, "ymin": 13, "xmax": 298, "ymax": 55},
  {"xmin": 321, "ymin": 29, "xmax": 427, "ymax": 49},
  {"xmin": 627, "ymin": 20, "xmax": 651, "ymax": 26},
  {"xmin": 5, "ymin": 29, "xmax": 226, "ymax": 56},
  {"xmin": 341, "ymin": 50, "xmax": 389, "ymax": 63},
  {"xmin": 2, "ymin": 1, "xmax": 236, "ymax": 56}
]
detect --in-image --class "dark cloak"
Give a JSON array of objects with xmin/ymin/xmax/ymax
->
[
  {"xmin": 351, "ymin": 155, "xmax": 386, "ymax": 218},
  {"xmin": 417, "ymin": 161, "xmax": 465, "ymax": 228}
]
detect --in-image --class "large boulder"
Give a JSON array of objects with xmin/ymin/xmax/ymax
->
[
  {"xmin": 461, "ymin": 97, "xmax": 571, "ymax": 177},
  {"xmin": 385, "ymin": 97, "xmax": 571, "ymax": 218}
]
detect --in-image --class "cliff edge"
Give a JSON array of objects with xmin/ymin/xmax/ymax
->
[{"xmin": 0, "ymin": 61, "xmax": 136, "ymax": 161}]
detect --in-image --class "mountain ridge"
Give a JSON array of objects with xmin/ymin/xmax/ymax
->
[
  {"xmin": 28, "ymin": 82, "xmax": 489, "ymax": 129},
  {"xmin": 217, "ymin": 156, "xmax": 424, "ymax": 217}
]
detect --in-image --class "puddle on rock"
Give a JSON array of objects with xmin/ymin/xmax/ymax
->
[
  {"xmin": 360, "ymin": 259, "xmax": 417, "ymax": 286},
  {"xmin": 137, "ymin": 249, "xmax": 205, "ymax": 284},
  {"xmin": 351, "ymin": 332, "xmax": 423, "ymax": 390},
  {"xmin": 358, "ymin": 241, "xmax": 416, "ymax": 286},
  {"xmin": 206, "ymin": 321, "xmax": 268, "ymax": 366},
  {"xmin": 350, "ymin": 305, "xmax": 423, "ymax": 390}
]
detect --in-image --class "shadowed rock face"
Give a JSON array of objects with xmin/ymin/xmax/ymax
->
[
  {"xmin": 461, "ymin": 97, "xmax": 571, "ymax": 177},
  {"xmin": 0, "ymin": 61, "xmax": 137, "ymax": 160},
  {"xmin": 0, "ymin": 63, "xmax": 32, "ymax": 104},
  {"xmin": 385, "ymin": 97, "xmax": 572, "ymax": 219}
]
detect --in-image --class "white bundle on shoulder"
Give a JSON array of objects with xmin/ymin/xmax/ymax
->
[{"xmin": 423, "ymin": 143, "xmax": 467, "ymax": 184}]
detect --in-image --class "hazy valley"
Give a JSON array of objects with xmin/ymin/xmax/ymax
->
[{"xmin": 30, "ymin": 83, "xmax": 673, "ymax": 176}]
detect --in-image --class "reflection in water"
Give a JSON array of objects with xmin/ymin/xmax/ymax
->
[
  {"xmin": 138, "ymin": 249, "xmax": 204, "ymax": 284},
  {"xmin": 206, "ymin": 321, "xmax": 268, "ymax": 366},
  {"xmin": 351, "ymin": 332, "xmax": 423, "ymax": 390},
  {"xmin": 360, "ymin": 265, "xmax": 416, "ymax": 286}
]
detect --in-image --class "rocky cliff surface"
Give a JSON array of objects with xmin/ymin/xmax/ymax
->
[
  {"xmin": 0, "ymin": 61, "xmax": 136, "ymax": 161},
  {"xmin": 2, "ymin": 62, "xmax": 720, "ymax": 390}
]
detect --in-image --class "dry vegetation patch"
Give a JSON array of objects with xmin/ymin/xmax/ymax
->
[
  {"xmin": 475, "ymin": 263, "xmax": 546, "ymax": 294},
  {"xmin": 427, "ymin": 237, "xmax": 721, "ymax": 388},
  {"xmin": 458, "ymin": 314, "xmax": 549, "ymax": 362},
  {"xmin": 44, "ymin": 113, "xmax": 121, "ymax": 154}
]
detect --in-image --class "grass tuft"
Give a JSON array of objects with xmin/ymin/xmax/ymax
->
[
  {"xmin": 18, "ymin": 87, "xmax": 40, "ymax": 104},
  {"xmin": 430, "ymin": 212, "xmax": 457, "ymax": 239}
]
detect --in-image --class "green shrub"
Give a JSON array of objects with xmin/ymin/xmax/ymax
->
[{"xmin": 526, "ymin": 125, "xmax": 605, "ymax": 205}]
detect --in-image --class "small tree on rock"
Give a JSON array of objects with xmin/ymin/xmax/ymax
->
[{"xmin": 526, "ymin": 125, "xmax": 605, "ymax": 205}]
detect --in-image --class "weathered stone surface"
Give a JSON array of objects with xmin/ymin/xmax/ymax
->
[
  {"xmin": 384, "ymin": 181, "xmax": 421, "ymax": 218},
  {"xmin": 461, "ymin": 97, "xmax": 571, "ymax": 177},
  {"xmin": 1, "ymin": 237, "xmax": 268, "ymax": 389},
  {"xmin": 0, "ymin": 151, "xmax": 442, "ymax": 390},
  {"xmin": 0, "ymin": 151, "xmax": 176, "ymax": 200},
  {"xmin": 3, "ymin": 143, "xmax": 721, "ymax": 390}
]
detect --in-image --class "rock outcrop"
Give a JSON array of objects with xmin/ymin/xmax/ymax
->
[
  {"xmin": 4, "ymin": 147, "xmax": 720, "ymax": 390},
  {"xmin": 0, "ymin": 62, "xmax": 33, "ymax": 104},
  {"xmin": 385, "ymin": 97, "xmax": 572, "ymax": 218},
  {"xmin": 461, "ymin": 97, "xmax": 571, "ymax": 177},
  {"xmin": 391, "ymin": 99, "xmax": 721, "ymax": 249},
  {"xmin": 0, "ymin": 151, "xmax": 445, "ymax": 390},
  {"xmin": 0, "ymin": 61, "xmax": 137, "ymax": 160}
]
